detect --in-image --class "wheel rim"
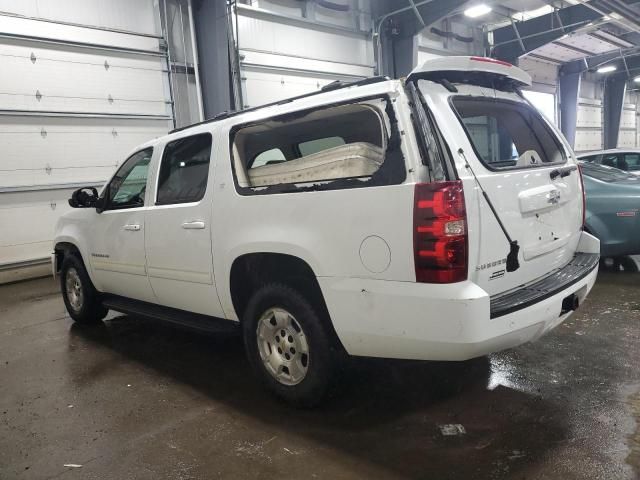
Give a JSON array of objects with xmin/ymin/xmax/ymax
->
[
  {"xmin": 65, "ymin": 267, "xmax": 84, "ymax": 312},
  {"xmin": 256, "ymin": 307, "xmax": 309, "ymax": 386}
]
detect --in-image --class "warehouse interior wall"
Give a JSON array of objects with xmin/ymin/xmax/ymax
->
[{"xmin": 0, "ymin": 0, "xmax": 172, "ymax": 282}]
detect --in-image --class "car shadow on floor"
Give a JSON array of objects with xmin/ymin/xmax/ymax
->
[{"xmin": 69, "ymin": 315, "xmax": 569, "ymax": 479}]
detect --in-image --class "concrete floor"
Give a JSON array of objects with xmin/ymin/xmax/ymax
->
[{"xmin": 0, "ymin": 273, "xmax": 638, "ymax": 480}]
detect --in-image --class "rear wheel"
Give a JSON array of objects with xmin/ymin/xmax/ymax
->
[
  {"xmin": 242, "ymin": 283, "xmax": 338, "ymax": 407},
  {"xmin": 60, "ymin": 254, "xmax": 108, "ymax": 324}
]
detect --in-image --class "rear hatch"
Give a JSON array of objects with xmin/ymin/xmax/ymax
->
[{"xmin": 409, "ymin": 57, "xmax": 584, "ymax": 296}]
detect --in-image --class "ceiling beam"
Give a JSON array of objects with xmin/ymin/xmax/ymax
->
[{"xmin": 490, "ymin": 3, "xmax": 603, "ymax": 62}]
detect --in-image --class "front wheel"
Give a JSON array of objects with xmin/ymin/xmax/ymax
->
[
  {"xmin": 242, "ymin": 284, "xmax": 339, "ymax": 407},
  {"xmin": 60, "ymin": 254, "xmax": 108, "ymax": 324}
]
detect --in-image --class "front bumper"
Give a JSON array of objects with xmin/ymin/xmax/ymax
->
[{"xmin": 319, "ymin": 233, "xmax": 600, "ymax": 361}]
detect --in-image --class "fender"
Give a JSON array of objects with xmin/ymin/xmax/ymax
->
[
  {"xmin": 218, "ymin": 241, "xmax": 323, "ymax": 321},
  {"xmin": 53, "ymin": 211, "xmax": 102, "ymax": 290}
]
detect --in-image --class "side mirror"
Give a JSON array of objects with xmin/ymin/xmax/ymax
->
[
  {"xmin": 68, "ymin": 187, "xmax": 99, "ymax": 209},
  {"xmin": 94, "ymin": 196, "xmax": 108, "ymax": 213}
]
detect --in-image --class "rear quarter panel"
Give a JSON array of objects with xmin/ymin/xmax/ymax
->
[{"xmin": 210, "ymin": 84, "xmax": 422, "ymax": 320}]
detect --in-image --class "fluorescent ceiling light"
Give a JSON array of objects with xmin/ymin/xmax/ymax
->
[
  {"xmin": 597, "ymin": 65, "xmax": 616, "ymax": 73},
  {"xmin": 634, "ymin": 76, "xmax": 640, "ymax": 83},
  {"xmin": 464, "ymin": 4, "xmax": 492, "ymax": 18}
]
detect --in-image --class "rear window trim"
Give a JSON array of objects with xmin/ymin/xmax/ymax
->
[{"xmin": 447, "ymin": 95, "xmax": 567, "ymax": 173}]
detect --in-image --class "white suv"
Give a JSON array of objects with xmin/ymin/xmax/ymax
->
[{"xmin": 54, "ymin": 57, "xmax": 599, "ymax": 406}]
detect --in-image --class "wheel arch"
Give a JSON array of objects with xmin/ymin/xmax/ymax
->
[{"xmin": 228, "ymin": 252, "xmax": 344, "ymax": 351}]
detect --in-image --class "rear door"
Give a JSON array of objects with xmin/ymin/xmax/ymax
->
[
  {"xmin": 144, "ymin": 132, "xmax": 225, "ymax": 317},
  {"xmin": 418, "ymin": 80, "xmax": 583, "ymax": 295}
]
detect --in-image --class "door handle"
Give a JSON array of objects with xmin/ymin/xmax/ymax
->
[
  {"xmin": 123, "ymin": 223, "xmax": 141, "ymax": 231},
  {"xmin": 181, "ymin": 221, "xmax": 205, "ymax": 230}
]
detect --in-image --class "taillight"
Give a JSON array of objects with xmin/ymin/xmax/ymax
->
[
  {"xmin": 414, "ymin": 181, "xmax": 468, "ymax": 283},
  {"xmin": 577, "ymin": 164, "xmax": 586, "ymax": 229}
]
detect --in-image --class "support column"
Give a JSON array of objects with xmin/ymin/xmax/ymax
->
[
  {"xmin": 192, "ymin": 0, "xmax": 233, "ymax": 119},
  {"xmin": 603, "ymin": 76, "xmax": 627, "ymax": 149},
  {"xmin": 392, "ymin": 34, "xmax": 418, "ymax": 78},
  {"xmin": 558, "ymin": 71, "xmax": 581, "ymax": 149}
]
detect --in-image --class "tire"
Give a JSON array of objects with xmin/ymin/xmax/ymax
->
[
  {"xmin": 616, "ymin": 256, "xmax": 639, "ymax": 273},
  {"xmin": 60, "ymin": 254, "xmax": 108, "ymax": 324},
  {"xmin": 242, "ymin": 283, "xmax": 339, "ymax": 407}
]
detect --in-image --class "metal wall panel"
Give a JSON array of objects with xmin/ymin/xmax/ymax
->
[
  {"xmin": 237, "ymin": 4, "xmax": 374, "ymax": 107},
  {"xmin": 0, "ymin": 5, "xmax": 170, "ymax": 273},
  {"xmin": 574, "ymin": 129, "xmax": 603, "ymax": 152},
  {"xmin": 0, "ymin": 188, "xmax": 76, "ymax": 266},
  {"xmin": 618, "ymin": 129, "xmax": 636, "ymax": 148},
  {"xmin": 576, "ymin": 102, "xmax": 602, "ymax": 128},
  {"xmin": 0, "ymin": 116, "xmax": 169, "ymax": 189},
  {"xmin": 0, "ymin": 0, "xmax": 159, "ymax": 36},
  {"xmin": 0, "ymin": 40, "xmax": 168, "ymax": 115}
]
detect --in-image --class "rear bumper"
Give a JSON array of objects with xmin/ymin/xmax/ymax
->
[{"xmin": 319, "ymin": 232, "xmax": 600, "ymax": 361}]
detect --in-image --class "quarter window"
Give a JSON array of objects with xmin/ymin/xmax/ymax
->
[
  {"xmin": 107, "ymin": 148, "xmax": 153, "ymax": 209},
  {"xmin": 156, "ymin": 133, "xmax": 212, "ymax": 205},
  {"xmin": 232, "ymin": 101, "xmax": 387, "ymax": 188}
]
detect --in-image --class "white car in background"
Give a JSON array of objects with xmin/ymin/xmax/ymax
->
[
  {"xmin": 577, "ymin": 149, "xmax": 640, "ymax": 175},
  {"xmin": 53, "ymin": 57, "xmax": 599, "ymax": 406}
]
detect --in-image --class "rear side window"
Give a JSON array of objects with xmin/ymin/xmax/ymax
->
[
  {"xmin": 622, "ymin": 153, "xmax": 640, "ymax": 171},
  {"xmin": 157, "ymin": 133, "xmax": 212, "ymax": 205},
  {"xmin": 452, "ymin": 98, "xmax": 565, "ymax": 170},
  {"xmin": 230, "ymin": 98, "xmax": 405, "ymax": 192}
]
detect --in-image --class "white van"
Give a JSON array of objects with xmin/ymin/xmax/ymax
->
[{"xmin": 54, "ymin": 56, "xmax": 599, "ymax": 406}]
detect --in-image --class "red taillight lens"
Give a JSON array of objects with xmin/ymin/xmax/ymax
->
[
  {"xmin": 470, "ymin": 56, "xmax": 513, "ymax": 67},
  {"xmin": 414, "ymin": 181, "xmax": 468, "ymax": 283},
  {"xmin": 577, "ymin": 164, "xmax": 586, "ymax": 229}
]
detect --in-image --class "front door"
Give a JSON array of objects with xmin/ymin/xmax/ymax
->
[
  {"xmin": 88, "ymin": 147, "xmax": 156, "ymax": 303},
  {"xmin": 144, "ymin": 132, "xmax": 225, "ymax": 317}
]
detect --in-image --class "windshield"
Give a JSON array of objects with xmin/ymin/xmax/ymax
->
[
  {"xmin": 450, "ymin": 97, "xmax": 565, "ymax": 170},
  {"xmin": 579, "ymin": 162, "xmax": 639, "ymax": 183}
]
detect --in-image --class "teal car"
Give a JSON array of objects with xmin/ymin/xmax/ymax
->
[{"xmin": 580, "ymin": 162, "xmax": 640, "ymax": 263}]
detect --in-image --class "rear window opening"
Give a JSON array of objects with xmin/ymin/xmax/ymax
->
[
  {"xmin": 232, "ymin": 100, "xmax": 391, "ymax": 189},
  {"xmin": 451, "ymin": 97, "xmax": 565, "ymax": 170}
]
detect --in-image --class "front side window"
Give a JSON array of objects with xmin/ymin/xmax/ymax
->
[
  {"xmin": 580, "ymin": 162, "xmax": 637, "ymax": 182},
  {"xmin": 601, "ymin": 154, "xmax": 619, "ymax": 168},
  {"xmin": 156, "ymin": 133, "xmax": 212, "ymax": 205},
  {"xmin": 107, "ymin": 148, "xmax": 153, "ymax": 209},
  {"xmin": 451, "ymin": 97, "xmax": 565, "ymax": 170}
]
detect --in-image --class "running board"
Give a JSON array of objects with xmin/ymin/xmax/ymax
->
[{"xmin": 101, "ymin": 295, "xmax": 240, "ymax": 335}]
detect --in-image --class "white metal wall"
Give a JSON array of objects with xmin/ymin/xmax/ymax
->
[
  {"xmin": 0, "ymin": 2, "xmax": 172, "ymax": 279},
  {"xmin": 236, "ymin": 1, "xmax": 374, "ymax": 108}
]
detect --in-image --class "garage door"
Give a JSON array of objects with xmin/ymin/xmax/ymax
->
[
  {"xmin": 236, "ymin": 5, "xmax": 374, "ymax": 108},
  {"xmin": 0, "ymin": 12, "xmax": 172, "ymax": 279}
]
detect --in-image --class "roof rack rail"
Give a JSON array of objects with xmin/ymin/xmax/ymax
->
[{"xmin": 168, "ymin": 75, "xmax": 389, "ymax": 134}]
